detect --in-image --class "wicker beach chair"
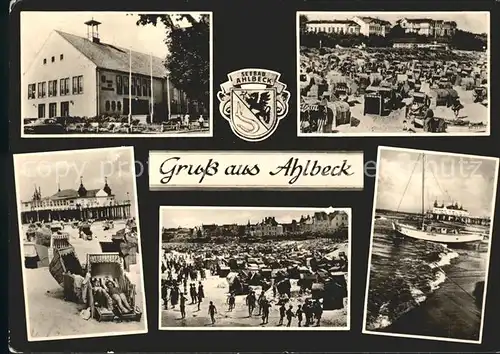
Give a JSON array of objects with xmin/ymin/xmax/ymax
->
[{"xmin": 86, "ymin": 253, "xmax": 142, "ymax": 322}]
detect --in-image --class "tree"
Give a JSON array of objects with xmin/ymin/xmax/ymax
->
[
  {"xmin": 196, "ymin": 228, "xmax": 203, "ymax": 238},
  {"xmin": 299, "ymin": 14, "xmax": 309, "ymax": 34},
  {"xmin": 387, "ymin": 24, "xmax": 407, "ymax": 40},
  {"xmin": 137, "ymin": 14, "xmax": 210, "ymax": 109}
]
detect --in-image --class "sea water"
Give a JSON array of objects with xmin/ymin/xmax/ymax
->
[{"xmin": 365, "ymin": 211, "xmax": 485, "ymax": 332}]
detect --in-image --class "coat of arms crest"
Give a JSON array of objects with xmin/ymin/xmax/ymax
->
[{"xmin": 217, "ymin": 69, "xmax": 290, "ymax": 142}]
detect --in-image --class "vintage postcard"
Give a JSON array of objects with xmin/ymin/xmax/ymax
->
[
  {"xmin": 159, "ymin": 206, "xmax": 351, "ymax": 330},
  {"xmin": 297, "ymin": 11, "xmax": 490, "ymax": 136},
  {"xmin": 13, "ymin": 147, "xmax": 147, "ymax": 341},
  {"xmin": 363, "ymin": 146, "xmax": 498, "ymax": 343},
  {"xmin": 20, "ymin": 11, "xmax": 213, "ymax": 138}
]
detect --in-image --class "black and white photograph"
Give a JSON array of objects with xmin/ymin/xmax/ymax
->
[
  {"xmin": 363, "ymin": 146, "xmax": 498, "ymax": 343},
  {"xmin": 13, "ymin": 147, "xmax": 147, "ymax": 341},
  {"xmin": 298, "ymin": 11, "xmax": 490, "ymax": 136},
  {"xmin": 159, "ymin": 207, "xmax": 351, "ymax": 330},
  {"xmin": 21, "ymin": 12, "xmax": 212, "ymax": 137}
]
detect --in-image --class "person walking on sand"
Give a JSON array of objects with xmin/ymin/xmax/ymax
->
[
  {"xmin": 183, "ymin": 277, "xmax": 188, "ymax": 293},
  {"xmin": 278, "ymin": 303, "xmax": 286, "ymax": 325},
  {"xmin": 208, "ymin": 301, "xmax": 217, "ymax": 324},
  {"xmin": 179, "ymin": 292, "xmax": 188, "ymax": 319},
  {"xmin": 313, "ymin": 300, "xmax": 323, "ymax": 326},
  {"xmin": 198, "ymin": 281, "xmax": 205, "ymax": 300},
  {"xmin": 296, "ymin": 304, "xmax": 303, "ymax": 327},
  {"xmin": 197, "ymin": 288, "xmax": 203, "ymax": 311},
  {"xmin": 227, "ymin": 292, "xmax": 236, "ymax": 311},
  {"xmin": 246, "ymin": 291, "xmax": 256, "ymax": 317},
  {"xmin": 261, "ymin": 298, "xmax": 271, "ymax": 324},
  {"xmin": 257, "ymin": 291, "xmax": 265, "ymax": 315},
  {"xmin": 190, "ymin": 283, "xmax": 197, "ymax": 304},
  {"xmin": 286, "ymin": 305, "xmax": 295, "ymax": 327},
  {"xmin": 170, "ymin": 285, "xmax": 179, "ymax": 309},
  {"xmin": 304, "ymin": 301, "xmax": 312, "ymax": 327}
]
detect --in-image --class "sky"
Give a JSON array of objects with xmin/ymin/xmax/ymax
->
[
  {"xmin": 303, "ymin": 12, "xmax": 489, "ymax": 35},
  {"xmin": 161, "ymin": 208, "xmax": 341, "ymax": 229},
  {"xmin": 14, "ymin": 147, "xmax": 138, "ymax": 214},
  {"xmin": 20, "ymin": 12, "xmax": 204, "ymax": 73},
  {"xmin": 375, "ymin": 149, "xmax": 498, "ymax": 217}
]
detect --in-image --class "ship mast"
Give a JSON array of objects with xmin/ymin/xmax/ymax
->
[{"xmin": 421, "ymin": 153, "xmax": 425, "ymax": 230}]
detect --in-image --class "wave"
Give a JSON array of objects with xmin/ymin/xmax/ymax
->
[{"xmin": 366, "ymin": 216, "xmax": 462, "ymax": 331}]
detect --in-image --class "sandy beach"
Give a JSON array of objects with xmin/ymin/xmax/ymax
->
[
  {"xmin": 21, "ymin": 221, "xmax": 146, "ymax": 339},
  {"xmin": 338, "ymin": 83, "xmax": 486, "ymax": 134},
  {"xmin": 382, "ymin": 249, "xmax": 487, "ymax": 341},
  {"xmin": 161, "ymin": 268, "xmax": 348, "ymax": 328}
]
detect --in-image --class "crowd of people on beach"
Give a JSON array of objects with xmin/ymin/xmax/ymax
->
[{"xmin": 160, "ymin": 251, "xmax": 333, "ymax": 327}]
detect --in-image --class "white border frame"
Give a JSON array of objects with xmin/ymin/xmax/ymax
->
[
  {"xmin": 158, "ymin": 206, "xmax": 352, "ymax": 331},
  {"xmin": 20, "ymin": 11, "xmax": 214, "ymax": 139},
  {"xmin": 362, "ymin": 145, "xmax": 499, "ymax": 344},
  {"xmin": 296, "ymin": 11, "xmax": 491, "ymax": 137},
  {"xmin": 13, "ymin": 146, "xmax": 148, "ymax": 342}
]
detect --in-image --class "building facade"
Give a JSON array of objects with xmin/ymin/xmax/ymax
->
[
  {"xmin": 22, "ymin": 21, "xmax": 199, "ymax": 123},
  {"xmin": 398, "ymin": 18, "xmax": 457, "ymax": 37},
  {"xmin": 246, "ymin": 217, "xmax": 284, "ymax": 237},
  {"xmin": 428, "ymin": 201, "xmax": 490, "ymax": 226},
  {"xmin": 351, "ymin": 16, "xmax": 392, "ymax": 37},
  {"xmin": 305, "ymin": 20, "xmax": 361, "ymax": 35},
  {"xmin": 20, "ymin": 177, "xmax": 132, "ymax": 223},
  {"xmin": 310, "ymin": 211, "xmax": 349, "ymax": 232}
]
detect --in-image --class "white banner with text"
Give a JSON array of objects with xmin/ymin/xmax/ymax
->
[{"xmin": 149, "ymin": 151, "xmax": 364, "ymax": 190}]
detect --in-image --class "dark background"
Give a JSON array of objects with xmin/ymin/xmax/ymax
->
[{"xmin": 7, "ymin": 0, "xmax": 499, "ymax": 352}]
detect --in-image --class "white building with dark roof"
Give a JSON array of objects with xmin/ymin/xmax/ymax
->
[
  {"xmin": 20, "ymin": 176, "xmax": 132, "ymax": 223},
  {"xmin": 351, "ymin": 16, "xmax": 392, "ymax": 37},
  {"xmin": 22, "ymin": 19, "xmax": 193, "ymax": 121},
  {"xmin": 305, "ymin": 20, "xmax": 361, "ymax": 35},
  {"xmin": 398, "ymin": 18, "xmax": 457, "ymax": 37}
]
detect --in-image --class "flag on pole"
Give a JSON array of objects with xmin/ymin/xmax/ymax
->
[
  {"xmin": 150, "ymin": 53, "xmax": 154, "ymax": 122},
  {"xmin": 166, "ymin": 74, "xmax": 171, "ymax": 120},
  {"xmin": 128, "ymin": 47, "xmax": 132, "ymax": 126}
]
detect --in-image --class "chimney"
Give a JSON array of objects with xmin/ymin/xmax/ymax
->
[{"xmin": 84, "ymin": 19, "xmax": 102, "ymax": 44}]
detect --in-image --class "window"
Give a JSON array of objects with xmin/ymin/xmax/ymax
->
[
  {"xmin": 131, "ymin": 77, "xmax": 136, "ymax": 95},
  {"xmin": 123, "ymin": 76, "xmax": 129, "ymax": 94},
  {"xmin": 61, "ymin": 101, "xmax": 69, "ymax": 116},
  {"xmin": 111, "ymin": 101, "xmax": 116, "ymax": 111},
  {"xmin": 77, "ymin": 76, "xmax": 83, "ymax": 94},
  {"xmin": 51, "ymin": 56, "xmax": 55, "ymax": 63},
  {"xmin": 48, "ymin": 80, "xmax": 57, "ymax": 97},
  {"xmin": 101, "ymin": 75, "xmax": 106, "ymax": 83},
  {"xmin": 117, "ymin": 101, "xmax": 122, "ymax": 112},
  {"xmin": 49, "ymin": 103, "xmax": 57, "ymax": 117},
  {"xmin": 60, "ymin": 54, "xmax": 64, "ymax": 60},
  {"xmin": 133, "ymin": 78, "xmax": 139, "ymax": 96},
  {"xmin": 38, "ymin": 103, "xmax": 46, "ymax": 118},
  {"xmin": 141, "ymin": 78, "xmax": 146, "ymax": 97},
  {"xmin": 136, "ymin": 78, "xmax": 141, "ymax": 96},
  {"xmin": 37, "ymin": 82, "xmax": 47, "ymax": 98},
  {"xmin": 60, "ymin": 78, "xmax": 70, "ymax": 96},
  {"xmin": 72, "ymin": 76, "xmax": 83, "ymax": 94},
  {"xmin": 43, "ymin": 58, "xmax": 47, "ymax": 65},
  {"xmin": 147, "ymin": 79, "xmax": 151, "ymax": 96},
  {"xmin": 116, "ymin": 76, "xmax": 122, "ymax": 95},
  {"xmin": 105, "ymin": 100, "xmax": 110, "ymax": 111},
  {"xmin": 28, "ymin": 83, "xmax": 36, "ymax": 99}
]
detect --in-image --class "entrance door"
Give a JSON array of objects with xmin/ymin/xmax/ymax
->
[
  {"xmin": 38, "ymin": 104, "xmax": 46, "ymax": 118},
  {"xmin": 60, "ymin": 101, "xmax": 70, "ymax": 117}
]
